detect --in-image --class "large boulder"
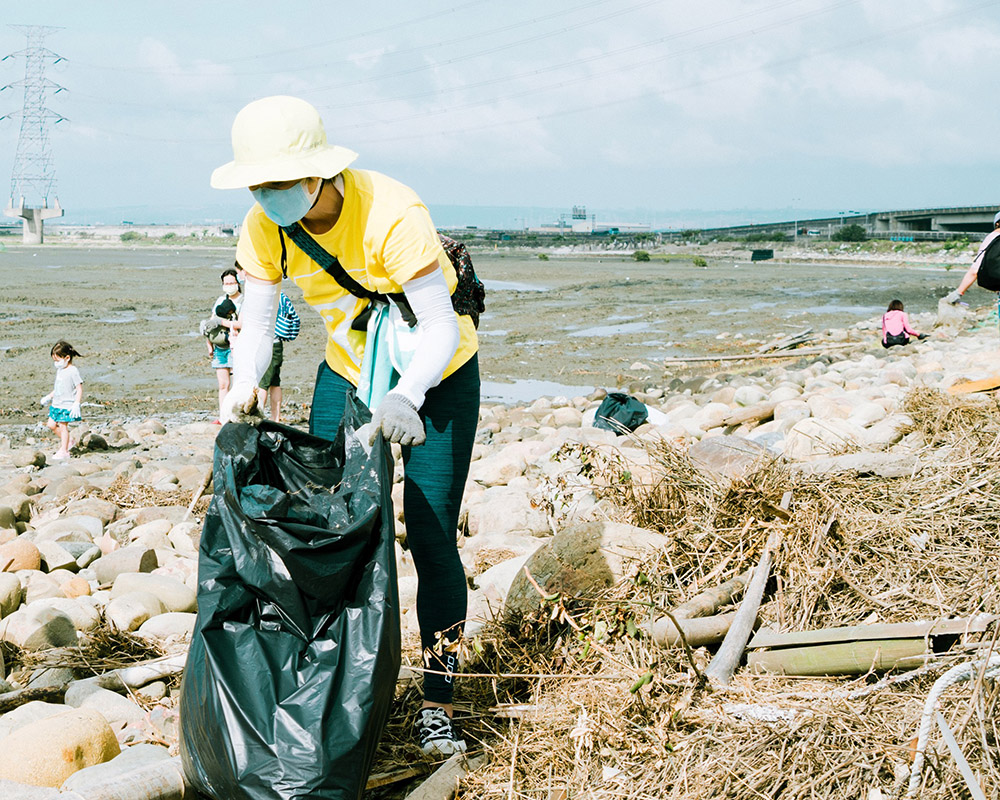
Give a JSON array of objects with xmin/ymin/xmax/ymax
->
[
  {"xmin": 110, "ymin": 573, "xmax": 196, "ymax": 613},
  {"xmin": 0, "ymin": 701, "xmax": 72, "ymax": 740},
  {"xmin": 105, "ymin": 590, "xmax": 166, "ymax": 632},
  {"xmin": 61, "ymin": 746, "xmax": 180, "ymax": 796},
  {"xmin": 464, "ymin": 486, "xmax": 550, "ymax": 539},
  {"xmin": 91, "ymin": 545, "xmax": 158, "ymax": 585},
  {"xmin": 0, "ymin": 708, "xmax": 120, "ymax": 787},
  {"xmin": 782, "ymin": 418, "xmax": 865, "ymax": 461},
  {"xmin": 0, "ymin": 572, "xmax": 24, "ymax": 617},
  {"xmin": 0, "ymin": 539, "xmax": 41, "ymax": 572},
  {"xmin": 33, "ymin": 516, "xmax": 104, "ymax": 543},
  {"xmin": 136, "ymin": 611, "xmax": 197, "ymax": 640},
  {"xmin": 62, "ymin": 498, "xmax": 118, "ymax": 525},
  {"xmin": 504, "ymin": 521, "xmax": 667, "ymax": 618},
  {"xmin": 64, "ymin": 682, "xmax": 148, "ymax": 727}
]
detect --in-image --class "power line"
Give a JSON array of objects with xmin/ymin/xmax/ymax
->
[{"xmin": 356, "ymin": 0, "xmax": 1000, "ymax": 145}]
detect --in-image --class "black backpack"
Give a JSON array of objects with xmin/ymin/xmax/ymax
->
[{"xmin": 976, "ymin": 234, "xmax": 1000, "ymax": 291}]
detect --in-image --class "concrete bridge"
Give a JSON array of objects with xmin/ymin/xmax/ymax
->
[{"xmin": 692, "ymin": 204, "xmax": 999, "ymax": 241}]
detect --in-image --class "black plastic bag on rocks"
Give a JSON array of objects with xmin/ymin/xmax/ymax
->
[
  {"xmin": 180, "ymin": 396, "xmax": 400, "ymax": 800},
  {"xmin": 593, "ymin": 391, "xmax": 649, "ymax": 435}
]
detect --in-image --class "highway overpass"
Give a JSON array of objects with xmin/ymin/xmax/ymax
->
[{"xmin": 692, "ymin": 204, "xmax": 999, "ymax": 241}]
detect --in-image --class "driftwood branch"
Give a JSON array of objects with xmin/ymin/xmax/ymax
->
[
  {"xmin": 0, "ymin": 685, "xmax": 67, "ymax": 713},
  {"xmin": 661, "ymin": 343, "xmax": 857, "ymax": 364},
  {"xmin": 183, "ymin": 468, "xmax": 213, "ymax": 521},
  {"xmin": 704, "ymin": 491, "xmax": 791, "ymax": 685}
]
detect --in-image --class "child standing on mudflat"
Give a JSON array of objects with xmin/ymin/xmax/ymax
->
[{"xmin": 40, "ymin": 341, "xmax": 83, "ymax": 460}]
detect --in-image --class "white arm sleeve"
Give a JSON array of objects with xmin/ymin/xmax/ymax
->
[
  {"xmin": 391, "ymin": 269, "xmax": 460, "ymax": 409},
  {"xmin": 231, "ymin": 278, "xmax": 279, "ymax": 388}
]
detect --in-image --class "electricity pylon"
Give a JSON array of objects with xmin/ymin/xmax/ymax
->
[{"xmin": 2, "ymin": 25, "xmax": 67, "ymax": 244}]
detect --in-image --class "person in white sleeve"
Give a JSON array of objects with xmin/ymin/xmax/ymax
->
[{"xmin": 212, "ymin": 95, "xmax": 480, "ymax": 756}]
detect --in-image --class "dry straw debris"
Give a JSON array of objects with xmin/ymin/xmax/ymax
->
[{"xmin": 445, "ymin": 387, "xmax": 1000, "ymax": 799}]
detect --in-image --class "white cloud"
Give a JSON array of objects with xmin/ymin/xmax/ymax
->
[{"xmin": 137, "ymin": 38, "xmax": 235, "ymax": 95}]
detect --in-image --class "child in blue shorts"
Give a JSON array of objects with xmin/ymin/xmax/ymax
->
[{"xmin": 40, "ymin": 340, "xmax": 83, "ymax": 460}]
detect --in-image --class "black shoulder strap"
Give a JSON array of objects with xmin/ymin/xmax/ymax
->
[
  {"xmin": 280, "ymin": 223, "xmax": 381, "ymax": 302},
  {"xmin": 279, "ymin": 222, "xmax": 417, "ymax": 328}
]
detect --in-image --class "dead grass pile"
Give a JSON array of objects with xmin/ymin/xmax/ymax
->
[
  {"xmin": 454, "ymin": 387, "xmax": 1000, "ymax": 799},
  {"xmin": 14, "ymin": 619, "xmax": 164, "ymax": 678},
  {"xmin": 98, "ymin": 473, "xmax": 209, "ymax": 515}
]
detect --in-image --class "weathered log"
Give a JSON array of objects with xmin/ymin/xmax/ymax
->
[
  {"xmin": 661, "ymin": 343, "xmax": 856, "ymax": 364},
  {"xmin": 0, "ymin": 684, "xmax": 67, "ymax": 713},
  {"xmin": 721, "ymin": 402, "xmax": 777, "ymax": 428},
  {"xmin": 648, "ymin": 569, "xmax": 752, "ymax": 648},
  {"xmin": 652, "ymin": 611, "xmax": 741, "ymax": 647},
  {"xmin": 704, "ymin": 492, "xmax": 790, "ymax": 685},
  {"xmin": 756, "ymin": 328, "xmax": 813, "ymax": 354}
]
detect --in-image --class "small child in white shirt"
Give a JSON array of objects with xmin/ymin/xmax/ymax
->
[{"xmin": 40, "ymin": 340, "xmax": 84, "ymax": 460}]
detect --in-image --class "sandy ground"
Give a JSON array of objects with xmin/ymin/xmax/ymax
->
[{"xmin": 0, "ymin": 243, "xmax": 982, "ymax": 426}]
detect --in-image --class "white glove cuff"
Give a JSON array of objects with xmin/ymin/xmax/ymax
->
[
  {"xmin": 393, "ymin": 270, "xmax": 460, "ymax": 408},
  {"xmin": 231, "ymin": 278, "xmax": 279, "ymax": 389}
]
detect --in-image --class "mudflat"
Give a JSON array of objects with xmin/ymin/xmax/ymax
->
[{"xmin": 0, "ymin": 244, "xmax": 962, "ymax": 423}]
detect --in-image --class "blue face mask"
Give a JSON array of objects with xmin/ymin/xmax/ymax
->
[{"xmin": 251, "ymin": 179, "xmax": 322, "ymax": 226}]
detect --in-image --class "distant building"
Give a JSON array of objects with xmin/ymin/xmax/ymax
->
[{"xmin": 533, "ymin": 205, "xmax": 651, "ymax": 235}]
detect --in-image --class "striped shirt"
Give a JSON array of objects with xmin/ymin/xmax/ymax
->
[{"xmin": 275, "ymin": 292, "xmax": 301, "ymax": 342}]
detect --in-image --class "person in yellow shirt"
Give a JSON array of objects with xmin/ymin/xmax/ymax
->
[{"xmin": 212, "ymin": 95, "xmax": 479, "ymax": 756}]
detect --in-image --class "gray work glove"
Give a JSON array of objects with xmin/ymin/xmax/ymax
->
[
  {"xmin": 944, "ymin": 289, "xmax": 963, "ymax": 305},
  {"xmin": 369, "ymin": 393, "xmax": 426, "ymax": 446}
]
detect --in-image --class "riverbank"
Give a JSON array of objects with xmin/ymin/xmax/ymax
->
[
  {"xmin": 0, "ymin": 295, "xmax": 998, "ymax": 796},
  {"xmin": 1, "ymin": 245, "xmax": 988, "ymax": 427}
]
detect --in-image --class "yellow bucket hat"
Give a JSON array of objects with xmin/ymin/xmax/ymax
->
[{"xmin": 211, "ymin": 96, "xmax": 358, "ymax": 190}]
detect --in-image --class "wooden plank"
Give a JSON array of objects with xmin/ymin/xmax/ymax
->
[
  {"xmin": 747, "ymin": 638, "xmax": 928, "ymax": 676},
  {"xmin": 405, "ymin": 753, "xmax": 485, "ymax": 800},
  {"xmin": 366, "ymin": 765, "xmax": 430, "ymax": 790},
  {"xmin": 946, "ymin": 376, "xmax": 1000, "ymax": 395},
  {"xmin": 747, "ymin": 615, "xmax": 995, "ymax": 650}
]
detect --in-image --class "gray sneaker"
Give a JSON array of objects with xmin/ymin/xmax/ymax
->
[{"xmin": 414, "ymin": 707, "xmax": 468, "ymax": 756}]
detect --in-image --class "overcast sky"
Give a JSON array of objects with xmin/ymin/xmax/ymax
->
[{"xmin": 1, "ymin": 0, "xmax": 998, "ymax": 227}]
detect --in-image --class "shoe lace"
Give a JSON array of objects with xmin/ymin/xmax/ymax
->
[{"xmin": 418, "ymin": 708, "xmax": 455, "ymax": 740}]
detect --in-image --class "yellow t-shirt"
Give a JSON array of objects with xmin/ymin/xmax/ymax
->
[{"xmin": 236, "ymin": 168, "xmax": 478, "ymax": 386}]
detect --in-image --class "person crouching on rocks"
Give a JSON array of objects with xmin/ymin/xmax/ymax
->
[
  {"xmin": 881, "ymin": 299, "xmax": 926, "ymax": 348},
  {"xmin": 40, "ymin": 340, "xmax": 83, "ymax": 460}
]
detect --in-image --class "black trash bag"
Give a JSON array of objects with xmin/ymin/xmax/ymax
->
[
  {"xmin": 593, "ymin": 392, "xmax": 649, "ymax": 435},
  {"xmin": 180, "ymin": 395, "xmax": 400, "ymax": 800}
]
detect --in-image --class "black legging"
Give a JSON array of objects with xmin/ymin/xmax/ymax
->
[{"xmin": 309, "ymin": 354, "xmax": 480, "ymax": 703}]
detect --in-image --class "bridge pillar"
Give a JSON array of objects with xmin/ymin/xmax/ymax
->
[{"xmin": 4, "ymin": 198, "xmax": 64, "ymax": 244}]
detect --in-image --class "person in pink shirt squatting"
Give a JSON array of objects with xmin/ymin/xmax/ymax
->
[{"xmin": 881, "ymin": 299, "xmax": 927, "ymax": 348}]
